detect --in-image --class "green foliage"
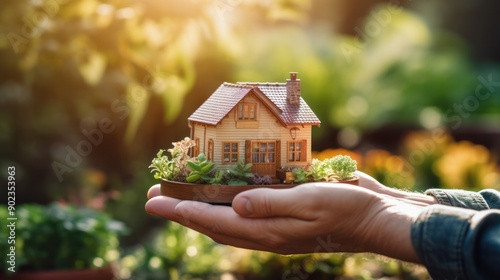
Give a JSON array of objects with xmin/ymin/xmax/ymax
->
[
  {"xmin": 120, "ymin": 222, "xmax": 226, "ymax": 279},
  {"xmin": 227, "ymin": 160, "xmax": 254, "ymax": 185},
  {"xmin": 292, "ymin": 168, "xmax": 310, "ymax": 183},
  {"xmin": 307, "ymin": 159, "xmax": 331, "ymax": 182},
  {"xmin": 0, "ymin": 208, "xmax": 8, "ymax": 271},
  {"xmin": 207, "ymin": 170, "xmax": 226, "ymax": 185},
  {"xmin": 149, "ymin": 137, "xmax": 196, "ymax": 181},
  {"xmin": 149, "ymin": 149, "xmax": 178, "ymax": 181},
  {"xmin": 326, "ymin": 155, "xmax": 357, "ymax": 180},
  {"xmin": 186, "ymin": 153, "xmax": 215, "ymax": 183},
  {"xmin": 150, "ymin": 139, "xmax": 260, "ymax": 185},
  {"xmin": 294, "ymin": 155, "xmax": 357, "ymax": 183},
  {"xmin": 0, "ymin": 203, "xmax": 126, "ymax": 273}
]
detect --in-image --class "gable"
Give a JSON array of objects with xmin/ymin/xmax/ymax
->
[
  {"xmin": 188, "ymin": 83, "xmax": 252, "ymax": 126},
  {"xmin": 188, "ymin": 81, "xmax": 321, "ymax": 127},
  {"xmin": 240, "ymin": 83, "xmax": 321, "ymax": 126}
]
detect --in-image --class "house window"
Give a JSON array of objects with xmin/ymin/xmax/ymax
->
[
  {"xmin": 222, "ymin": 142, "xmax": 239, "ymax": 163},
  {"xmin": 288, "ymin": 141, "xmax": 305, "ymax": 162},
  {"xmin": 238, "ymin": 102, "xmax": 257, "ymax": 120},
  {"xmin": 251, "ymin": 142, "xmax": 275, "ymax": 163},
  {"xmin": 207, "ymin": 139, "xmax": 214, "ymax": 161}
]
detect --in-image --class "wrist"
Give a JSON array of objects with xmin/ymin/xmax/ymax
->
[{"xmin": 362, "ymin": 196, "xmax": 422, "ymax": 263}]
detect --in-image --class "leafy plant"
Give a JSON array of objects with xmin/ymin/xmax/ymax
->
[
  {"xmin": 0, "ymin": 203, "xmax": 126, "ymax": 273},
  {"xmin": 119, "ymin": 222, "xmax": 226, "ymax": 279},
  {"xmin": 149, "ymin": 149, "xmax": 178, "ymax": 181},
  {"xmin": 227, "ymin": 160, "xmax": 254, "ymax": 185},
  {"xmin": 207, "ymin": 170, "xmax": 226, "ymax": 185},
  {"xmin": 294, "ymin": 155, "xmax": 357, "ymax": 183},
  {"xmin": 326, "ymin": 155, "xmax": 357, "ymax": 181},
  {"xmin": 186, "ymin": 154, "xmax": 216, "ymax": 183},
  {"xmin": 292, "ymin": 168, "xmax": 310, "ymax": 183},
  {"xmin": 149, "ymin": 137, "xmax": 196, "ymax": 181},
  {"xmin": 307, "ymin": 159, "xmax": 330, "ymax": 182}
]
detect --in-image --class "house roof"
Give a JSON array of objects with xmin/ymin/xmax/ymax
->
[{"xmin": 188, "ymin": 82, "xmax": 321, "ymax": 127}]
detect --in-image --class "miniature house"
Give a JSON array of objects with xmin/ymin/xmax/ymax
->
[{"xmin": 188, "ymin": 72, "xmax": 321, "ymax": 177}]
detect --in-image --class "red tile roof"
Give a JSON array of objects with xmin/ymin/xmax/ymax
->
[{"xmin": 188, "ymin": 82, "xmax": 321, "ymax": 126}]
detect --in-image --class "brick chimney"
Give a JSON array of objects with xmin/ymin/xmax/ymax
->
[{"xmin": 286, "ymin": 72, "xmax": 300, "ymax": 104}]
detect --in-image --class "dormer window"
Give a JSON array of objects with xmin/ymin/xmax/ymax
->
[
  {"xmin": 238, "ymin": 102, "xmax": 257, "ymax": 120},
  {"xmin": 236, "ymin": 102, "xmax": 259, "ymax": 128}
]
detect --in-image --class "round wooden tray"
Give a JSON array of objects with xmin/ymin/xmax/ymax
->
[{"xmin": 160, "ymin": 176, "xmax": 359, "ymax": 204}]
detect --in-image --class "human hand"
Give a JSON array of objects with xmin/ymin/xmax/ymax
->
[{"xmin": 145, "ymin": 182, "xmax": 423, "ymax": 263}]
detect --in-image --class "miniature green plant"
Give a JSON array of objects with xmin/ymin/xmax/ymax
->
[
  {"xmin": 207, "ymin": 170, "xmax": 226, "ymax": 185},
  {"xmin": 149, "ymin": 149, "xmax": 178, "ymax": 180},
  {"xmin": 294, "ymin": 155, "xmax": 357, "ymax": 183},
  {"xmin": 326, "ymin": 155, "xmax": 357, "ymax": 181},
  {"xmin": 307, "ymin": 159, "xmax": 330, "ymax": 182},
  {"xmin": 292, "ymin": 168, "xmax": 310, "ymax": 183},
  {"xmin": 149, "ymin": 137, "xmax": 196, "ymax": 181},
  {"xmin": 150, "ymin": 138, "xmax": 357, "ymax": 185},
  {"xmin": 227, "ymin": 160, "xmax": 254, "ymax": 185},
  {"xmin": 186, "ymin": 153, "xmax": 216, "ymax": 183}
]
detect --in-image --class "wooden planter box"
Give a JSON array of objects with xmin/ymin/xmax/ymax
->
[{"xmin": 161, "ymin": 176, "xmax": 359, "ymax": 205}]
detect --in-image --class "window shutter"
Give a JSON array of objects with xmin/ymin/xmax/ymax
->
[
  {"xmin": 302, "ymin": 139, "xmax": 307, "ymax": 162},
  {"xmin": 245, "ymin": 140, "xmax": 251, "ymax": 164},
  {"xmin": 276, "ymin": 140, "xmax": 281, "ymax": 169}
]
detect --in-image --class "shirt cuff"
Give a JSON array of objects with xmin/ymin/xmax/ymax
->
[
  {"xmin": 411, "ymin": 205, "xmax": 475, "ymax": 279},
  {"xmin": 425, "ymin": 189, "xmax": 489, "ymax": 210},
  {"xmin": 412, "ymin": 205, "xmax": 500, "ymax": 280}
]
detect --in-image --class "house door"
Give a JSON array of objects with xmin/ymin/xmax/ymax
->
[{"xmin": 246, "ymin": 141, "xmax": 277, "ymax": 176}]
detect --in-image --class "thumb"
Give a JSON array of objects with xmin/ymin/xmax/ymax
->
[{"xmin": 232, "ymin": 185, "xmax": 316, "ymax": 218}]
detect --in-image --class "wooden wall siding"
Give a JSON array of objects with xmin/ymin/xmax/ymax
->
[
  {"xmin": 279, "ymin": 125, "xmax": 312, "ymax": 168},
  {"xmin": 190, "ymin": 94, "xmax": 314, "ymax": 171}
]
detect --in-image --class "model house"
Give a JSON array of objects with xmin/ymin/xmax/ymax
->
[{"xmin": 188, "ymin": 72, "xmax": 321, "ymax": 177}]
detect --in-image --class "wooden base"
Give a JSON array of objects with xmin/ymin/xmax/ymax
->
[{"xmin": 160, "ymin": 176, "xmax": 359, "ymax": 204}]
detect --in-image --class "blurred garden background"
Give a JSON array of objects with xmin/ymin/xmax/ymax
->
[{"xmin": 1, "ymin": 0, "xmax": 500, "ymax": 279}]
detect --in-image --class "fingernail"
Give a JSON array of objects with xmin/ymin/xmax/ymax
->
[{"xmin": 242, "ymin": 198, "xmax": 253, "ymax": 215}]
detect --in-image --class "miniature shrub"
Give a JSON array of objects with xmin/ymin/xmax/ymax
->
[
  {"xmin": 149, "ymin": 137, "xmax": 196, "ymax": 181},
  {"xmin": 227, "ymin": 160, "xmax": 254, "ymax": 185},
  {"xmin": 186, "ymin": 153, "xmax": 216, "ymax": 183},
  {"xmin": 292, "ymin": 168, "xmax": 310, "ymax": 183},
  {"xmin": 294, "ymin": 155, "xmax": 357, "ymax": 183},
  {"xmin": 207, "ymin": 170, "xmax": 226, "ymax": 185},
  {"xmin": 325, "ymin": 155, "xmax": 357, "ymax": 180},
  {"xmin": 150, "ymin": 139, "xmax": 356, "ymax": 184},
  {"xmin": 251, "ymin": 174, "xmax": 273, "ymax": 185}
]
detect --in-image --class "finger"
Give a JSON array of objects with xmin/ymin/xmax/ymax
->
[
  {"xmin": 176, "ymin": 218, "xmax": 303, "ymax": 255},
  {"xmin": 147, "ymin": 184, "xmax": 162, "ymax": 199},
  {"xmin": 174, "ymin": 200, "xmax": 314, "ymax": 251},
  {"xmin": 232, "ymin": 184, "xmax": 329, "ymax": 219},
  {"xmin": 145, "ymin": 195, "xmax": 182, "ymax": 221},
  {"xmin": 145, "ymin": 198, "xmax": 270, "ymax": 250}
]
